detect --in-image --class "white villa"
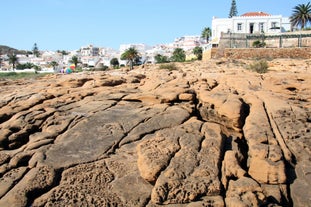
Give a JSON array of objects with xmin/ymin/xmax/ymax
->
[{"xmin": 211, "ymin": 11, "xmax": 291, "ymax": 44}]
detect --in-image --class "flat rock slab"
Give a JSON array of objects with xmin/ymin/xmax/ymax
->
[{"xmin": 0, "ymin": 59, "xmax": 310, "ymax": 206}]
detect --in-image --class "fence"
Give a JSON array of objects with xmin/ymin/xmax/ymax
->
[{"xmin": 220, "ymin": 32, "xmax": 311, "ymax": 48}]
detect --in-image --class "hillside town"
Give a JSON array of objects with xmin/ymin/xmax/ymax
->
[
  {"xmin": 0, "ymin": 35, "xmax": 205, "ymax": 72},
  {"xmin": 0, "ymin": 7, "xmax": 299, "ymax": 73}
]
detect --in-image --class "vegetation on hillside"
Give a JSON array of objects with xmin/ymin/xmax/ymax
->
[{"xmin": 0, "ymin": 45, "xmax": 23, "ymax": 55}]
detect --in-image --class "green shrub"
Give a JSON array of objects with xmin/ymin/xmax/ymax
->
[
  {"xmin": 0, "ymin": 72, "xmax": 48, "ymax": 79},
  {"xmin": 158, "ymin": 63, "xmax": 178, "ymax": 71},
  {"xmin": 247, "ymin": 60, "xmax": 269, "ymax": 73},
  {"xmin": 171, "ymin": 48, "xmax": 186, "ymax": 62},
  {"xmin": 252, "ymin": 40, "xmax": 266, "ymax": 48},
  {"xmin": 74, "ymin": 67, "xmax": 83, "ymax": 72},
  {"xmin": 154, "ymin": 54, "xmax": 169, "ymax": 63}
]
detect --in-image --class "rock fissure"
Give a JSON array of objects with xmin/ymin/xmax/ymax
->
[{"xmin": 0, "ymin": 60, "xmax": 310, "ymax": 206}]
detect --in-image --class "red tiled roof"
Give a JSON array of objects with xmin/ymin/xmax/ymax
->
[{"xmin": 241, "ymin": 12, "xmax": 271, "ymax": 17}]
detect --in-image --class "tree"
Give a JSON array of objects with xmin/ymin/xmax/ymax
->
[
  {"xmin": 8, "ymin": 53, "xmax": 18, "ymax": 70},
  {"xmin": 50, "ymin": 61, "xmax": 59, "ymax": 70},
  {"xmin": 290, "ymin": 2, "xmax": 311, "ymax": 30},
  {"xmin": 110, "ymin": 58, "xmax": 119, "ymax": 68},
  {"xmin": 120, "ymin": 47, "xmax": 140, "ymax": 70},
  {"xmin": 201, "ymin": 27, "xmax": 212, "ymax": 43},
  {"xmin": 154, "ymin": 54, "xmax": 169, "ymax": 63},
  {"xmin": 0, "ymin": 49, "xmax": 2, "ymax": 68},
  {"xmin": 69, "ymin": 56, "xmax": 80, "ymax": 69},
  {"xmin": 229, "ymin": 0, "xmax": 238, "ymax": 18},
  {"xmin": 171, "ymin": 48, "xmax": 186, "ymax": 62},
  {"xmin": 33, "ymin": 43, "xmax": 40, "ymax": 57},
  {"xmin": 16, "ymin": 62, "xmax": 35, "ymax": 69},
  {"xmin": 193, "ymin": 46, "xmax": 203, "ymax": 60},
  {"xmin": 57, "ymin": 50, "xmax": 69, "ymax": 56}
]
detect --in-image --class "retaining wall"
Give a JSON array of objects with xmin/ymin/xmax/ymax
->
[{"xmin": 223, "ymin": 47, "xmax": 311, "ymax": 59}]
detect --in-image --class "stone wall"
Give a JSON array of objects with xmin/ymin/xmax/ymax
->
[
  {"xmin": 202, "ymin": 48, "xmax": 219, "ymax": 61},
  {"xmin": 223, "ymin": 47, "xmax": 311, "ymax": 59},
  {"xmin": 220, "ymin": 31, "xmax": 311, "ymax": 48},
  {"xmin": 208, "ymin": 31, "xmax": 311, "ymax": 59}
]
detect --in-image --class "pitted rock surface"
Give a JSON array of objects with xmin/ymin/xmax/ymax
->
[{"xmin": 0, "ymin": 59, "xmax": 310, "ymax": 206}]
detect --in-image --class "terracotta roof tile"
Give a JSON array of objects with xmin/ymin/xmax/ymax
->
[{"xmin": 241, "ymin": 12, "xmax": 271, "ymax": 17}]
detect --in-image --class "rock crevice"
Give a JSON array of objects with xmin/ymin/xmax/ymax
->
[{"xmin": 0, "ymin": 60, "xmax": 310, "ymax": 206}]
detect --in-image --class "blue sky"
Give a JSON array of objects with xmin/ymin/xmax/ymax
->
[{"xmin": 0, "ymin": 0, "xmax": 307, "ymax": 51}]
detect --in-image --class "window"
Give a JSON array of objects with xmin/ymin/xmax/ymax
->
[
  {"xmin": 259, "ymin": 23, "xmax": 264, "ymax": 33},
  {"xmin": 250, "ymin": 23, "xmax": 254, "ymax": 34},
  {"xmin": 237, "ymin": 23, "xmax": 242, "ymax": 31},
  {"xmin": 271, "ymin": 22, "xmax": 279, "ymax": 29}
]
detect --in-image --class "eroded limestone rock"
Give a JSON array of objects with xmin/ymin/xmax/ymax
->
[
  {"xmin": 0, "ymin": 59, "xmax": 310, "ymax": 206},
  {"xmin": 225, "ymin": 177, "xmax": 266, "ymax": 207}
]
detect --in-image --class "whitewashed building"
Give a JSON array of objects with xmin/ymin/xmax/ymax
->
[
  {"xmin": 172, "ymin": 35, "xmax": 202, "ymax": 51},
  {"xmin": 80, "ymin": 45, "xmax": 99, "ymax": 56},
  {"xmin": 119, "ymin": 43, "xmax": 152, "ymax": 54},
  {"xmin": 145, "ymin": 45, "xmax": 173, "ymax": 64},
  {"xmin": 212, "ymin": 12, "xmax": 291, "ymax": 43},
  {"xmin": 119, "ymin": 43, "xmax": 152, "ymax": 65}
]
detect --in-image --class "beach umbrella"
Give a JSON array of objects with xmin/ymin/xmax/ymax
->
[
  {"xmin": 65, "ymin": 68, "xmax": 72, "ymax": 74},
  {"xmin": 70, "ymin": 64, "xmax": 75, "ymax": 70}
]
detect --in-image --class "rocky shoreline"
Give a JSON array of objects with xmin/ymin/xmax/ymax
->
[{"xmin": 0, "ymin": 59, "xmax": 310, "ymax": 206}]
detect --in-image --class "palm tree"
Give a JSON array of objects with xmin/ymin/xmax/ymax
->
[
  {"xmin": 201, "ymin": 27, "xmax": 212, "ymax": 43},
  {"xmin": 120, "ymin": 47, "xmax": 140, "ymax": 70},
  {"xmin": 8, "ymin": 53, "xmax": 18, "ymax": 70},
  {"xmin": 290, "ymin": 2, "xmax": 311, "ymax": 30},
  {"xmin": 69, "ymin": 56, "xmax": 80, "ymax": 69}
]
